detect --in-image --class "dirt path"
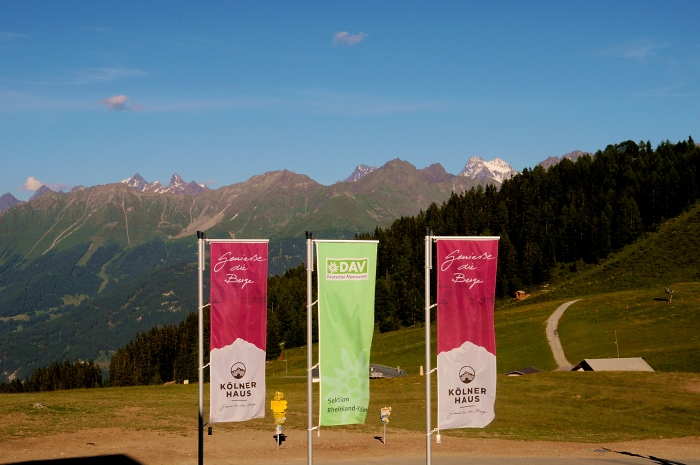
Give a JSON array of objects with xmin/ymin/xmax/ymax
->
[
  {"xmin": 2, "ymin": 428, "xmax": 700, "ymax": 464},
  {"xmin": 546, "ymin": 300, "xmax": 580, "ymax": 370}
]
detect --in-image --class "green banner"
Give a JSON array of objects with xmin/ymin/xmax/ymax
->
[{"xmin": 316, "ymin": 240, "xmax": 377, "ymax": 426}]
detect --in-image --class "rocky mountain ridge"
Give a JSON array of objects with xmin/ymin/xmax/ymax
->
[
  {"xmin": 0, "ymin": 193, "xmax": 22, "ymax": 213},
  {"xmin": 28, "ymin": 185, "xmax": 53, "ymax": 202},
  {"xmin": 343, "ymin": 164, "xmax": 377, "ymax": 182},
  {"xmin": 537, "ymin": 150, "xmax": 591, "ymax": 169},
  {"xmin": 121, "ymin": 173, "xmax": 209, "ymax": 195},
  {"xmin": 0, "ymin": 159, "xmax": 487, "ymax": 261}
]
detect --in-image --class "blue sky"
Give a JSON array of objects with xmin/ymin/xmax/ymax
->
[{"xmin": 2, "ymin": 1, "xmax": 700, "ymax": 200}]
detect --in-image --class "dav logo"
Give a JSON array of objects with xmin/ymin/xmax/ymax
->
[{"xmin": 326, "ymin": 258, "xmax": 369, "ymax": 281}]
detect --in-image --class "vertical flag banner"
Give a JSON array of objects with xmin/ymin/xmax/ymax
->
[
  {"xmin": 209, "ymin": 241, "xmax": 268, "ymax": 423},
  {"xmin": 436, "ymin": 238, "xmax": 499, "ymax": 429},
  {"xmin": 316, "ymin": 241, "xmax": 377, "ymax": 426}
]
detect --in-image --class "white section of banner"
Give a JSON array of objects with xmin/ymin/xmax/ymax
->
[
  {"xmin": 437, "ymin": 341, "xmax": 496, "ymax": 429},
  {"xmin": 209, "ymin": 338, "xmax": 266, "ymax": 423}
]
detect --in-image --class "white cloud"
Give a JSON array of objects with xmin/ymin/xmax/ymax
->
[
  {"xmin": 333, "ymin": 31, "xmax": 368, "ymax": 46},
  {"xmin": 68, "ymin": 67, "xmax": 147, "ymax": 86},
  {"xmin": 0, "ymin": 31, "xmax": 27, "ymax": 50},
  {"xmin": 21, "ymin": 176, "xmax": 44, "ymax": 191},
  {"xmin": 0, "ymin": 31, "xmax": 26, "ymax": 41},
  {"xmin": 100, "ymin": 94, "xmax": 130, "ymax": 111},
  {"xmin": 127, "ymin": 90, "xmax": 451, "ymax": 116},
  {"xmin": 606, "ymin": 39, "xmax": 668, "ymax": 62}
]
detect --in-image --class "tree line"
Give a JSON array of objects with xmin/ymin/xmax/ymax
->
[
  {"xmin": 108, "ymin": 305, "xmax": 208, "ymax": 386},
  {"xmin": 0, "ymin": 359, "xmax": 102, "ymax": 393}
]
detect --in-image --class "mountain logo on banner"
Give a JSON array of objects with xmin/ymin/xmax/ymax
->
[
  {"xmin": 326, "ymin": 258, "xmax": 369, "ymax": 281},
  {"xmin": 459, "ymin": 366, "xmax": 476, "ymax": 384},
  {"xmin": 231, "ymin": 362, "xmax": 247, "ymax": 379}
]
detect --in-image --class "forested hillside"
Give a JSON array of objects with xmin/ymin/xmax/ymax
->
[
  {"xmin": 106, "ymin": 138, "xmax": 700, "ymax": 386},
  {"xmin": 0, "ymin": 359, "xmax": 101, "ymax": 393},
  {"xmin": 0, "ymin": 261, "xmax": 199, "ymax": 380},
  {"xmin": 365, "ymin": 138, "xmax": 699, "ymax": 330},
  {"xmin": 109, "ymin": 308, "xmax": 207, "ymax": 387}
]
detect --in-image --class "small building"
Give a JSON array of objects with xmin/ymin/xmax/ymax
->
[
  {"xmin": 515, "ymin": 290, "xmax": 530, "ymax": 300},
  {"xmin": 370, "ymin": 364, "xmax": 408, "ymax": 379},
  {"xmin": 571, "ymin": 358, "xmax": 654, "ymax": 372},
  {"xmin": 505, "ymin": 366, "xmax": 543, "ymax": 376}
]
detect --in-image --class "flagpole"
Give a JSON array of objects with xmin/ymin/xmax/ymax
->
[
  {"xmin": 306, "ymin": 231, "xmax": 314, "ymax": 465},
  {"xmin": 197, "ymin": 231, "xmax": 206, "ymax": 465},
  {"xmin": 425, "ymin": 230, "xmax": 432, "ymax": 465}
]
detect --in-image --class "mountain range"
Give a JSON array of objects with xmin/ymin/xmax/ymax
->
[
  {"xmin": 2, "ymin": 155, "xmax": 522, "ymax": 208},
  {"xmin": 2, "ymin": 151, "xmax": 591, "ymax": 209},
  {"xmin": 0, "ymin": 151, "xmax": 589, "ymax": 381}
]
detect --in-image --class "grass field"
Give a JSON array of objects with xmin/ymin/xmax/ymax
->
[
  {"xmin": 4, "ymin": 279, "xmax": 698, "ymax": 444},
  {"xmin": 2, "ymin": 371, "xmax": 698, "ymax": 444},
  {"xmin": 559, "ymin": 283, "xmax": 700, "ymax": 372},
  {"xmin": 3, "ymin": 288, "xmax": 699, "ymax": 444}
]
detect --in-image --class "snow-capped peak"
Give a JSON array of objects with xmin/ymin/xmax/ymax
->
[
  {"xmin": 121, "ymin": 173, "xmax": 149, "ymax": 190},
  {"xmin": 343, "ymin": 165, "xmax": 377, "ymax": 182},
  {"xmin": 169, "ymin": 174, "xmax": 186, "ymax": 187},
  {"xmin": 458, "ymin": 157, "xmax": 518, "ymax": 184}
]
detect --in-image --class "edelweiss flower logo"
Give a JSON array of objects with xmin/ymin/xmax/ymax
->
[
  {"xmin": 323, "ymin": 349, "xmax": 369, "ymax": 423},
  {"xmin": 327, "ymin": 262, "xmax": 339, "ymax": 273}
]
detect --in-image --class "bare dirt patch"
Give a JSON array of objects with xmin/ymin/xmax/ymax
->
[{"xmin": 1, "ymin": 428, "xmax": 699, "ymax": 464}]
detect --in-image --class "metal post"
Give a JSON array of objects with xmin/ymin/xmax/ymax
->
[
  {"xmin": 197, "ymin": 231, "xmax": 205, "ymax": 465},
  {"xmin": 306, "ymin": 231, "xmax": 314, "ymax": 465},
  {"xmin": 425, "ymin": 230, "xmax": 432, "ymax": 465}
]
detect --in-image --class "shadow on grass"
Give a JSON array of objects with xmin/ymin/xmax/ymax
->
[
  {"xmin": 605, "ymin": 448, "xmax": 688, "ymax": 465},
  {"xmin": 7, "ymin": 455, "xmax": 141, "ymax": 465}
]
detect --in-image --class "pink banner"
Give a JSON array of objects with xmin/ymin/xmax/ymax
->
[
  {"xmin": 436, "ymin": 238, "xmax": 499, "ymax": 430},
  {"xmin": 209, "ymin": 241, "xmax": 268, "ymax": 423}
]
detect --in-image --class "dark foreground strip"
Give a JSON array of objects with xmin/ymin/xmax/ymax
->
[
  {"xmin": 603, "ymin": 448, "xmax": 688, "ymax": 465},
  {"xmin": 7, "ymin": 454, "xmax": 142, "ymax": 465}
]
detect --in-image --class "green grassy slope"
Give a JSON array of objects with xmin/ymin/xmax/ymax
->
[
  {"xmin": 515, "ymin": 201, "xmax": 700, "ymax": 373},
  {"xmin": 558, "ymin": 284, "xmax": 700, "ymax": 372},
  {"xmin": 532, "ymin": 201, "xmax": 700, "ymax": 300}
]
